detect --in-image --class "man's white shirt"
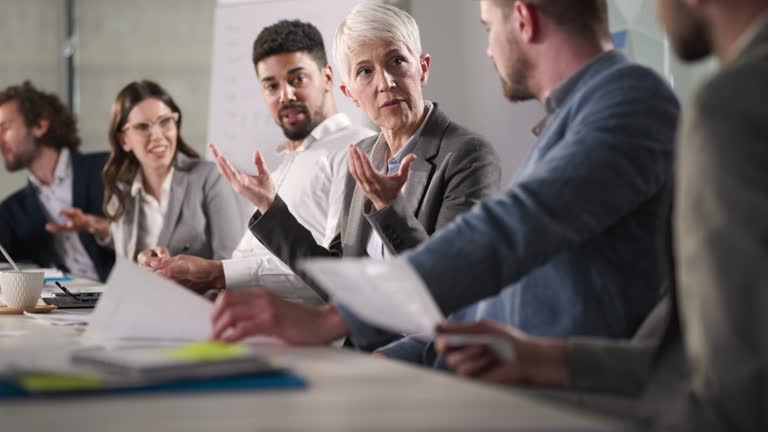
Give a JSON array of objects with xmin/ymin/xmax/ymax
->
[
  {"xmin": 29, "ymin": 148, "xmax": 100, "ymax": 280},
  {"xmin": 222, "ymin": 113, "xmax": 375, "ymax": 288}
]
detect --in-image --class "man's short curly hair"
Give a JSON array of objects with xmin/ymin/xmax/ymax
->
[
  {"xmin": 0, "ymin": 81, "xmax": 81, "ymax": 150},
  {"xmin": 252, "ymin": 20, "xmax": 328, "ymax": 71}
]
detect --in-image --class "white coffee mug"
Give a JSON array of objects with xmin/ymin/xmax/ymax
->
[{"xmin": 0, "ymin": 271, "xmax": 44, "ymax": 309}]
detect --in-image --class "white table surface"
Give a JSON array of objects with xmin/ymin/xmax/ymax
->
[{"xmin": 0, "ymin": 314, "xmax": 636, "ymax": 432}]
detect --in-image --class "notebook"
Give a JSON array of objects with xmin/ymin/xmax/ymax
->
[
  {"xmin": 70, "ymin": 342, "xmax": 278, "ymax": 383},
  {"xmin": 0, "ymin": 342, "xmax": 306, "ymax": 398}
]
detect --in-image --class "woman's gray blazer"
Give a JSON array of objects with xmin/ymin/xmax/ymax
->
[
  {"xmin": 109, "ymin": 153, "xmax": 244, "ymax": 261},
  {"xmin": 249, "ymin": 103, "xmax": 501, "ymax": 286}
]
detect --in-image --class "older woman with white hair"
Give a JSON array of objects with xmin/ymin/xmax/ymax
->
[{"xmin": 209, "ymin": 3, "xmax": 501, "ymax": 350}]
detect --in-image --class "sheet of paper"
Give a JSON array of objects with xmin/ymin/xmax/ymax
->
[
  {"xmin": 83, "ymin": 258, "xmax": 215, "ymax": 344},
  {"xmin": 24, "ymin": 310, "xmax": 92, "ymax": 326},
  {"xmin": 40, "ymin": 268, "xmax": 65, "ymax": 279},
  {"xmin": 299, "ymin": 257, "xmax": 444, "ymax": 338},
  {"xmin": 84, "ymin": 259, "xmax": 282, "ymax": 347}
]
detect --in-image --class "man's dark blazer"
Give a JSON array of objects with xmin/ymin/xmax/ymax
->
[
  {"xmin": 249, "ymin": 104, "xmax": 501, "ymax": 288},
  {"xmin": 0, "ymin": 150, "xmax": 115, "ymax": 281}
]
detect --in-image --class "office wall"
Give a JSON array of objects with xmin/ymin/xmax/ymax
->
[
  {"xmin": 77, "ymin": 0, "xmax": 215, "ymax": 157},
  {"xmin": 0, "ymin": 0, "xmax": 67, "ymax": 198},
  {"xmin": 0, "ymin": 0, "xmax": 214, "ymax": 202}
]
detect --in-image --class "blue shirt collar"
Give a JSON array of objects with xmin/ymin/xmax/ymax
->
[{"xmin": 371, "ymin": 101, "xmax": 434, "ymax": 175}]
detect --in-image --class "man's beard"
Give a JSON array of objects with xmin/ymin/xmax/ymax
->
[
  {"xmin": 278, "ymin": 103, "xmax": 320, "ymax": 141},
  {"xmin": 4, "ymin": 135, "xmax": 39, "ymax": 172},
  {"xmin": 659, "ymin": 0, "xmax": 713, "ymax": 62},
  {"xmin": 499, "ymin": 48, "xmax": 536, "ymax": 103},
  {"xmin": 671, "ymin": 18, "xmax": 713, "ymax": 62}
]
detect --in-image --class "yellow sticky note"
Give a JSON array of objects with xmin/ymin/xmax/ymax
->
[
  {"xmin": 19, "ymin": 373, "xmax": 104, "ymax": 393},
  {"xmin": 169, "ymin": 341, "xmax": 245, "ymax": 362}
]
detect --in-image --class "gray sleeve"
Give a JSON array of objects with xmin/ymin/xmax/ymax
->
[
  {"xmin": 567, "ymin": 337, "xmax": 657, "ymax": 395},
  {"xmin": 566, "ymin": 296, "xmax": 672, "ymax": 395},
  {"xmin": 365, "ymin": 195, "xmax": 428, "ymax": 253},
  {"xmin": 670, "ymin": 66, "xmax": 768, "ymax": 432},
  {"xmin": 366, "ymin": 136, "xmax": 501, "ymax": 255},
  {"xmin": 250, "ymin": 195, "xmax": 342, "ymax": 267}
]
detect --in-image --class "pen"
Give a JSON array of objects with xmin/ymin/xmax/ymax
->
[{"xmin": 55, "ymin": 281, "xmax": 82, "ymax": 302}]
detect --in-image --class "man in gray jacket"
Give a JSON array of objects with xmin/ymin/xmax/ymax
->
[{"xmin": 437, "ymin": 0, "xmax": 768, "ymax": 430}]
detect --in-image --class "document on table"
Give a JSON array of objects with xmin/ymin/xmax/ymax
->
[
  {"xmin": 24, "ymin": 310, "xmax": 92, "ymax": 326},
  {"xmin": 84, "ymin": 258, "xmax": 280, "ymax": 347},
  {"xmin": 299, "ymin": 257, "xmax": 516, "ymax": 361},
  {"xmin": 299, "ymin": 257, "xmax": 444, "ymax": 338}
]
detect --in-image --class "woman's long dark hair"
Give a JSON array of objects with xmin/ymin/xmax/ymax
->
[{"xmin": 102, "ymin": 80, "xmax": 199, "ymax": 222}]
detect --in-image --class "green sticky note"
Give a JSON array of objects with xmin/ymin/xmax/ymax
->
[
  {"xmin": 19, "ymin": 373, "xmax": 104, "ymax": 393},
  {"xmin": 169, "ymin": 341, "xmax": 245, "ymax": 362}
]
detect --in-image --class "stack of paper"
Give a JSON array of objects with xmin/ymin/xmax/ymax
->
[
  {"xmin": 84, "ymin": 259, "xmax": 282, "ymax": 347},
  {"xmin": 24, "ymin": 310, "xmax": 91, "ymax": 326},
  {"xmin": 71, "ymin": 342, "xmax": 277, "ymax": 383}
]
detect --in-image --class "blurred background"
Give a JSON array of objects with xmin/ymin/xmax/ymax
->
[{"xmin": 0, "ymin": 0, "xmax": 716, "ymax": 199}]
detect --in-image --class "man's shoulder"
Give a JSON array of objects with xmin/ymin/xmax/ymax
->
[
  {"xmin": 74, "ymin": 150, "xmax": 110, "ymax": 165},
  {"xmin": 685, "ymin": 54, "xmax": 768, "ymax": 154},
  {"xmin": 558, "ymin": 58, "xmax": 679, "ymax": 135},
  {"xmin": 325, "ymin": 124, "xmax": 377, "ymax": 149},
  {"xmin": 318, "ymin": 124, "xmax": 377, "ymax": 154},
  {"xmin": 179, "ymin": 158, "xmax": 222, "ymax": 186},
  {"xmin": 693, "ymin": 53, "xmax": 768, "ymax": 115},
  {"xmin": 0, "ymin": 184, "xmax": 31, "ymax": 213},
  {"xmin": 71, "ymin": 150, "xmax": 110, "ymax": 177},
  {"xmin": 574, "ymin": 59, "xmax": 676, "ymax": 108}
]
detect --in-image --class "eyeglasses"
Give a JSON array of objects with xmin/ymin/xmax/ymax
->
[{"xmin": 122, "ymin": 112, "xmax": 179, "ymax": 136}]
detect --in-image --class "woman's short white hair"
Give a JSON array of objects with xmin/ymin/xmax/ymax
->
[{"xmin": 333, "ymin": 2, "xmax": 422, "ymax": 83}]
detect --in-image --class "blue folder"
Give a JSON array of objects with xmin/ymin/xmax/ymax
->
[{"xmin": 0, "ymin": 371, "xmax": 306, "ymax": 399}]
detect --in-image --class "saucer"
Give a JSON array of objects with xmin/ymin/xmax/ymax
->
[{"xmin": 0, "ymin": 304, "xmax": 58, "ymax": 315}]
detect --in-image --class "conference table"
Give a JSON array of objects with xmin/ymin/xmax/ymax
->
[{"xmin": 0, "ymin": 311, "xmax": 638, "ymax": 432}]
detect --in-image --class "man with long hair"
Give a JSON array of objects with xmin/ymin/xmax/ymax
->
[{"xmin": 0, "ymin": 81, "xmax": 114, "ymax": 281}]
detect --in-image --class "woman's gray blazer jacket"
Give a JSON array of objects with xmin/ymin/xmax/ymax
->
[
  {"xmin": 248, "ymin": 103, "xmax": 502, "ymax": 288},
  {"xmin": 109, "ymin": 153, "xmax": 244, "ymax": 261}
]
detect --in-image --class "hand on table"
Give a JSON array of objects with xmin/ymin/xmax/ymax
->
[{"xmin": 210, "ymin": 289, "xmax": 347, "ymax": 344}]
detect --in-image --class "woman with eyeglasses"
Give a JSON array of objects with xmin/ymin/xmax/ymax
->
[{"xmin": 47, "ymin": 80, "xmax": 243, "ymax": 262}]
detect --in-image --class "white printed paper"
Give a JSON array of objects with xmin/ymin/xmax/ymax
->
[
  {"xmin": 299, "ymin": 257, "xmax": 445, "ymax": 338},
  {"xmin": 83, "ymin": 258, "xmax": 215, "ymax": 344}
]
